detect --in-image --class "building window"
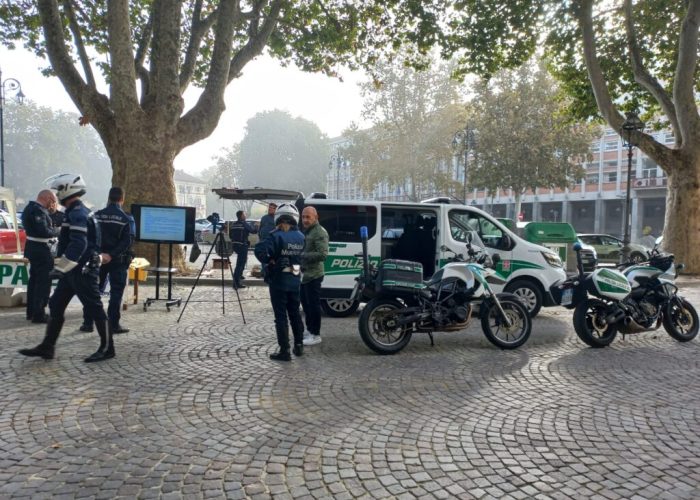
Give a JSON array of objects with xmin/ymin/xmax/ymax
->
[
  {"xmin": 642, "ymin": 158, "xmax": 658, "ymax": 178},
  {"xmin": 607, "ymin": 172, "xmax": 617, "ymax": 182},
  {"xmin": 604, "ymin": 140, "xmax": 618, "ymax": 151},
  {"xmin": 590, "ymin": 142, "xmax": 600, "ymax": 153},
  {"xmin": 665, "ymin": 132, "xmax": 675, "ymax": 144},
  {"xmin": 586, "ymin": 175, "xmax": 599, "ymax": 184}
]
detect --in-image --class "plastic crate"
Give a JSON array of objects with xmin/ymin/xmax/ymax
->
[{"xmin": 376, "ymin": 259, "xmax": 425, "ymax": 294}]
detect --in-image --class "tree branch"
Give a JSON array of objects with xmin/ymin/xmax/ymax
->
[
  {"xmin": 229, "ymin": 0, "xmax": 283, "ymax": 80},
  {"xmin": 148, "ymin": 0, "xmax": 185, "ymax": 122},
  {"xmin": 36, "ymin": 0, "xmax": 112, "ymax": 133},
  {"xmin": 107, "ymin": 0, "xmax": 140, "ymax": 115},
  {"xmin": 673, "ymin": 0, "xmax": 700, "ymax": 144},
  {"xmin": 577, "ymin": 1, "xmax": 674, "ymax": 171},
  {"xmin": 179, "ymin": 0, "xmax": 219, "ymax": 93},
  {"xmin": 61, "ymin": 0, "xmax": 96, "ymax": 89},
  {"xmin": 623, "ymin": 0, "xmax": 680, "ymax": 143}
]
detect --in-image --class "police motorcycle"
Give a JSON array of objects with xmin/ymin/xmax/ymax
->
[
  {"xmin": 353, "ymin": 226, "xmax": 532, "ymax": 354},
  {"xmin": 551, "ymin": 237, "xmax": 698, "ymax": 347}
]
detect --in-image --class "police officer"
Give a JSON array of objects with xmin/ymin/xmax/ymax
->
[
  {"xmin": 80, "ymin": 187, "xmax": 134, "ymax": 334},
  {"xmin": 254, "ymin": 204, "xmax": 305, "ymax": 361},
  {"xmin": 19, "ymin": 174, "xmax": 114, "ymax": 363},
  {"xmin": 22, "ymin": 189, "xmax": 59, "ymax": 323},
  {"xmin": 229, "ymin": 210, "xmax": 258, "ymax": 289}
]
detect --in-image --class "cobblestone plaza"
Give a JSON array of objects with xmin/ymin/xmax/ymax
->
[{"xmin": 1, "ymin": 281, "xmax": 699, "ymax": 499}]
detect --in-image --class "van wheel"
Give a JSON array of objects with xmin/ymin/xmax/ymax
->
[
  {"xmin": 321, "ymin": 299, "xmax": 360, "ymax": 317},
  {"xmin": 504, "ymin": 280, "xmax": 542, "ymax": 318}
]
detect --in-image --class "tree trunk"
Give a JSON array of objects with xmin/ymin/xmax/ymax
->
[
  {"xmin": 106, "ymin": 129, "xmax": 186, "ymax": 271},
  {"xmin": 664, "ymin": 162, "xmax": 700, "ymax": 273},
  {"xmin": 514, "ymin": 193, "xmax": 523, "ymax": 221}
]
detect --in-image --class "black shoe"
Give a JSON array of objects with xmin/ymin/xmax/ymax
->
[
  {"xmin": 31, "ymin": 316, "xmax": 49, "ymax": 324},
  {"xmin": 112, "ymin": 325, "xmax": 130, "ymax": 334},
  {"xmin": 84, "ymin": 347, "xmax": 115, "ymax": 363},
  {"xmin": 18, "ymin": 345, "xmax": 54, "ymax": 360},
  {"xmin": 270, "ymin": 350, "xmax": 291, "ymax": 361},
  {"xmin": 79, "ymin": 324, "xmax": 94, "ymax": 333},
  {"xmin": 235, "ymin": 282, "xmax": 247, "ymax": 289},
  {"xmin": 293, "ymin": 344, "xmax": 303, "ymax": 357}
]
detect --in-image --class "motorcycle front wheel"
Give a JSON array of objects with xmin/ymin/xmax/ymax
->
[
  {"xmin": 481, "ymin": 298, "xmax": 531, "ymax": 349},
  {"xmin": 358, "ymin": 298, "xmax": 413, "ymax": 355},
  {"xmin": 573, "ymin": 299, "xmax": 618, "ymax": 348},
  {"xmin": 663, "ymin": 297, "xmax": 699, "ymax": 342}
]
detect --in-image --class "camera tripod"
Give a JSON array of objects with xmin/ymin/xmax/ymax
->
[{"xmin": 177, "ymin": 230, "xmax": 246, "ymax": 324}]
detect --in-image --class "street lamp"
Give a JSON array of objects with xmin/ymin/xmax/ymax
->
[
  {"xmin": 619, "ymin": 111, "xmax": 645, "ymax": 263},
  {"xmin": 452, "ymin": 126, "xmax": 476, "ymax": 204},
  {"xmin": 329, "ymin": 149, "xmax": 345, "ymax": 199},
  {"xmin": 0, "ymin": 67, "xmax": 25, "ymax": 187}
]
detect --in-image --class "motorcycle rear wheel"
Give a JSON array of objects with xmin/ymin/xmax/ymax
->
[
  {"xmin": 481, "ymin": 298, "xmax": 531, "ymax": 349},
  {"xmin": 358, "ymin": 298, "xmax": 412, "ymax": 355},
  {"xmin": 573, "ymin": 299, "xmax": 618, "ymax": 348},
  {"xmin": 663, "ymin": 297, "xmax": 699, "ymax": 342}
]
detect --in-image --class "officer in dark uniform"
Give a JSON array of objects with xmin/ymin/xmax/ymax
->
[
  {"xmin": 21, "ymin": 189, "xmax": 59, "ymax": 323},
  {"xmin": 229, "ymin": 210, "xmax": 258, "ymax": 289},
  {"xmin": 19, "ymin": 174, "xmax": 114, "ymax": 363},
  {"xmin": 254, "ymin": 203, "xmax": 305, "ymax": 361},
  {"xmin": 80, "ymin": 187, "xmax": 134, "ymax": 334}
]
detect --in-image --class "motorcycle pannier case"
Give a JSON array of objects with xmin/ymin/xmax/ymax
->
[{"xmin": 376, "ymin": 259, "xmax": 425, "ymax": 294}]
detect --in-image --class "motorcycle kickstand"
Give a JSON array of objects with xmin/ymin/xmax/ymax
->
[{"xmin": 428, "ymin": 332, "xmax": 434, "ymax": 346}]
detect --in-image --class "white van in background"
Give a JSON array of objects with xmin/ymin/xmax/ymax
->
[{"xmin": 213, "ymin": 189, "xmax": 568, "ymax": 317}]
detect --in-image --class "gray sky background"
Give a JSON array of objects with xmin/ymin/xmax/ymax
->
[{"xmin": 0, "ymin": 47, "xmax": 366, "ymax": 177}]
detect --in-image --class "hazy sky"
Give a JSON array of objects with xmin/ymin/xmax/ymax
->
[{"xmin": 0, "ymin": 47, "xmax": 366, "ymax": 177}]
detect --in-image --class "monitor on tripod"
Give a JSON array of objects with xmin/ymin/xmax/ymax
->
[{"xmin": 132, "ymin": 204, "xmax": 196, "ymax": 244}]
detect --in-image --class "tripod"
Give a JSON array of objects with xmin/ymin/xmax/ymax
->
[{"xmin": 177, "ymin": 231, "xmax": 246, "ymax": 324}]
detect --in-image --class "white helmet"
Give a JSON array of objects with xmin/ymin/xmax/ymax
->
[
  {"xmin": 274, "ymin": 203, "xmax": 299, "ymax": 225},
  {"xmin": 45, "ymin": 173, "xmax": 87, "ymax": 203}
]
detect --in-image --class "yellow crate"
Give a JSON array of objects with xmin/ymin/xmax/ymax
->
[{"xmin": 128, "ymin": 267, "xmax": 149, "ymax": 281}]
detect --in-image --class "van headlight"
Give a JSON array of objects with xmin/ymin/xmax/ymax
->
[{"xmin": 542, "ymin": 251, "xmax": 563, "ymax": 268}]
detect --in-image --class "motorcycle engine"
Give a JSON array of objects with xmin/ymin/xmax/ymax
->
[{"xmin": 624, "ymin": 297, "xmax": 659, "ymax": 328}]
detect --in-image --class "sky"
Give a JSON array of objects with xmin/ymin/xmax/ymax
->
[{"xmin": 0, "ymin": 47, "xmax": 367, "ymax": 177}]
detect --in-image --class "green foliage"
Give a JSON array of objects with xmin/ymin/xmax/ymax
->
[
  {"xmin": 468, "ymin": 60, "xmax": 595, "ymax": 196},
  {"xmin": 343, "ymin": 58, "xmax": 465, "ymax": 200},
  {"xmin": 4, "ymin": 100, "xmax": 111, "ymax": 209},
  {"xmin": 233, "ymin": 110, "xmax": 329, "ymax": 195}
]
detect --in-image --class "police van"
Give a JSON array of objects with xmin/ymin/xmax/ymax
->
[{"xmin": 213, "ymin": 189, "xmax": 567, "ymax": 317}]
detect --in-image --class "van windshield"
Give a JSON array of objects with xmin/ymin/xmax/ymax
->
[{"xmin": 448, "ymin": 210, "xmax": 504, "ymax": 249}]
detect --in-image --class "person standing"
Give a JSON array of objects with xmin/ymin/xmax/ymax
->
[
  {"xmin": 300, "ymin": 206, "xmax": 328, "ymax": 346},
  {"xmin": 254, "ymin": 204, "xmax": 305, "ymax": 361},
  {"xmin": 19, "ymin": 174, "xmax": 114, "ymax": 362},
  {"xmin": 21, "ymin": 190, "xmax": 60, "ymax": 323},
  {"xmin": 258, "ymin": 203, "xmax": 277, "ymax": 242},
  {"xmin": 229, "ymin": 210, "xmax": 258, "ymax": 289},
  {"xmin": 80, "ymin": 187, "xmax": 134, "ymax": 334}
]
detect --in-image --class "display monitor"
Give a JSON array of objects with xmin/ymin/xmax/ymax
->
[{"xmin": 132, "ymin": 204, "xmax": 196, "ymax": 244}]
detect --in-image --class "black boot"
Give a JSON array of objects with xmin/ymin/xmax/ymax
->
[
  {"xmin": 112, "ymin": 323, "xmax": 130, "ymax": 334},
  {"xmin": 84, "ymin": 320, "xmax": 115, "ymax": 363},
  {"xmin": 293, "ymin": 344, "xmax": 303, "ymax": 357},
  {"xmin": 270, "ymin": 349, "xmax": 291, "ymax": 361},
  {"xmin": 19, "ymin": 317, "xmax": 64, "ymax": 360},
  {"xmin": 79, "ymin": 323, "xmax": 94, "ymax": 332}
]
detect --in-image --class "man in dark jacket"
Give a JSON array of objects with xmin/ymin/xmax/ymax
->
[
  {"xmin": 258, "ymin": 203, "xmax": 277, "ymax": 242},
  {"xmin": 229, "ymin": 210, "xmax": 258, "ymax": 289},
  {"xmin": 80, "ymin": 187, "xmax": 134, "ymax": 334},
  {"xmin": 19, "ymin": 174, "xmax": 113, "ymax": 363},
  {"xmin": 21, "ymin": 189, "xmax": 59, "ymax": 323},
  {"xmin": 254, "ymin": 203, "xmax": 305, "ymax": 361}
]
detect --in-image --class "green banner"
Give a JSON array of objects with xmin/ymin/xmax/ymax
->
[{"xmin": 0, "ymin": 262, "xmax": 29, "ymax": 287}]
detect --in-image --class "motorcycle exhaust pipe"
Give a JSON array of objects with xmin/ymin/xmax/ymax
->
[{"xmin": 605, "ymin": 308, "xmax": 626, "ymax": 325}]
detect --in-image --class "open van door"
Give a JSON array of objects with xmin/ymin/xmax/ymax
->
[{"xmin": 212, "ymin": 187, "xmax": 303, "ymax": 202}]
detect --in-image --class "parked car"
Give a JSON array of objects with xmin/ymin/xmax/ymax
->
[
  {"xmin": 194, "ymin": 220, "xmax": 212, "ymax": 242},
  {"xmin": 577, "ymin": 233, "xmax": 650, "ymax": 264},
  {"xmin": 0, "ymin": 209, "xmax": 26, "ymax": 254}
]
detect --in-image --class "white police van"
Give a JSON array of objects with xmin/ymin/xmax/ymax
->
[{"xmin": 213, "ymin": 189, "xmax": 567, "ymax": 317}]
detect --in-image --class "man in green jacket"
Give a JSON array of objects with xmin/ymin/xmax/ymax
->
[{"xmin": 300, "ymin": 206, "xmax": 329, "ymax": 346}]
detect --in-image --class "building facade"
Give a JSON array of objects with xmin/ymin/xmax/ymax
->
[
  {"xmin": 327, "ymin": 127, "xmax": 669, "ymax": 242},
  {"xmin": 174, "ymin": 169, "xmax": 207, "ymax": 219}
]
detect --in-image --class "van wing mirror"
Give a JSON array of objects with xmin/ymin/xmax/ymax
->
[
  {"xmin": 440, "ymin": 245, "xmax": 449, "ymax": 252},
  {"xmin": 492, "ymin": 253, "xmax": 501, "ymax": 265}
]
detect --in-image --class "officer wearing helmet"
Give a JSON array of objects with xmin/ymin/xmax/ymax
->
[
  {"xmin": 254, "ymin": 203, "xmax": 306, "ymax": 361},
  {"xmin": 19, "ymin": 174, "xmax": 114, "ymax": 363}
]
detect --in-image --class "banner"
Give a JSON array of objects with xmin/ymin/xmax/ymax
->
[{"xmin": 0, "ymin": 260, "xmax": 28, "ymax": 288}]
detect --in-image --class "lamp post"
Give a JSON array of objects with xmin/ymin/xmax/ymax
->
[
  {"xmin": 329, "ymin": 149, "xmax": 345, "ymax": 199},
  {"xmin": 619, "ymin": 111, "xmax": 645, "ymax": 263},
  {"xmin": 452, "ymin": 126, "xmax": 476, "ymax": 204},
  {"xmin": 0, "ymin": 67, "xmax": 25, "ymax": 187}
]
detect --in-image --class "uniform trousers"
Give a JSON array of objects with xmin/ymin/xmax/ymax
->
[
  {"xmin": 269, "ymin": 286, "xmax": 304, "ymax": 351},
  {"xmin": 25, "ymin": 242, "xmax": 53, "ymax": 320}
]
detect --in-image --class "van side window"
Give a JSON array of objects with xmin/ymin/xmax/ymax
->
[
  {"xmin": 449, "ymin": 210, "xmax": 505, "ymax": 249},
  {"xmin": 313, "ymin": 204, "xmax": 377, "ymax": 243}
]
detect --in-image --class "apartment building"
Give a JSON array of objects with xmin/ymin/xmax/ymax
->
[
  {"xmin": 174, "ymin": 169, "xmax": 207, "ymax": 219},
  {"xmin": 327, "ymin": 128, "xmax": 669, "ymax": 242}
]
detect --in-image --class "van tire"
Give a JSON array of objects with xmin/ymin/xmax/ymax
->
[
  {"xmin": 321, "ymin": 299, "xmax": 360, "ymax": 317},
  {"xmin": 504, "ymin": 279, "xmax": 542, "ymax": 318}
]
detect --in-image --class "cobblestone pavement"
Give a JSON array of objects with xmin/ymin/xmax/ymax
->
[{"xmin": 1, "ymin": 280, "xmax": 700, "ymax": 499}]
